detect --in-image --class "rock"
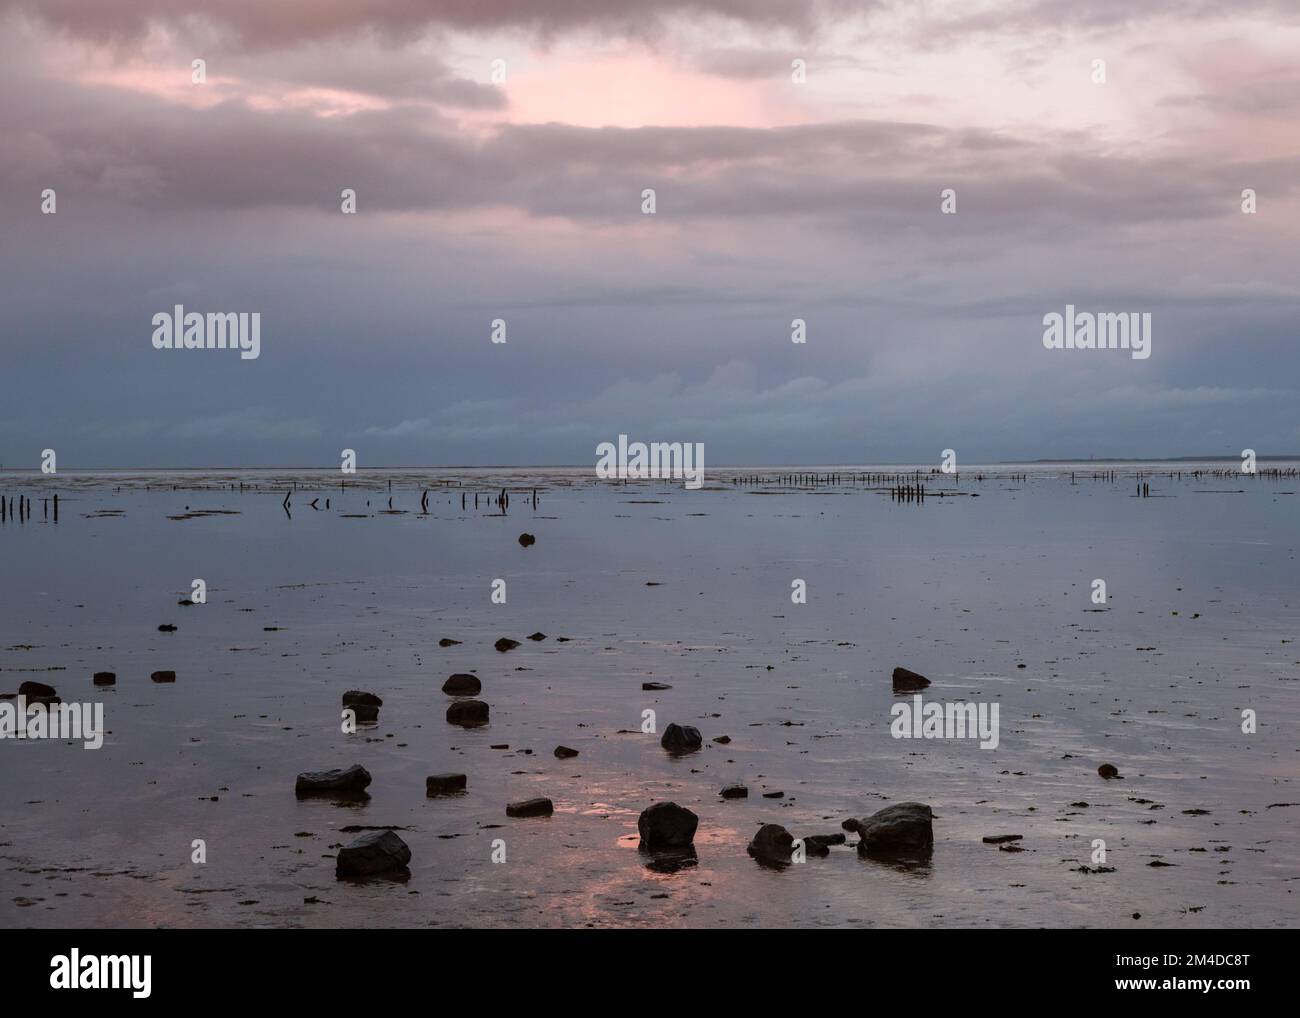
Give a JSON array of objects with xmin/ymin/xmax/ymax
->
[
  {"xmin": 638, "ymin": 801, "xmax": 698, "ymax": 849},
  {"xmin": 720, "ymin": 784, "xmax": 748, "ymax": 799},
  {"xmin": 803, "ymin": 833, "xmax": 846, "ymax": 852},
  {"xmin": 295, "ymin": 764, "xmax": 372, "ymax": 796},
  {"xmin": 92, "ymin": 672, "xmax": 116, "ymax": 686},
  {"xmin": 506, "ymin": 797, "xmax": 553, "ymax": 818},
  {"xmin": 447, "ymin": 699, "xmax": 489, "ymax": 727},
  {"xmin": 762, "ymin": 791, "xmax": 784, "ymax": 799},
  {"xmin": 442, "ymin": 673, "xmax": 482, "ymax": 695},
  {"xmin": 848, "ymin": 802, "xmax": 934, "ymax": 856},
  {"xmin": 982, "ymin": 834, "xmax": 1023, "ymax": 844},
  {"xmin": 1098, "ymin": 763, "xmax": 1120, "ymax": 779},
  {"xmin": 712, "ymin": 735, "xmax": 731, "ymax": 744},
  {"xmin": 150, "ymin": 670, "xmax": 177, "ymax": 683},
  {"xmin": 518, "ymin": 533, "xmax": 536, "ymax": 547},
  {"xmin": 554, "ymin": 745, "xmax": 579, "ymax": 759},
  {"xmin": 892, "ymin": 666, "xmax": 930, "ymax": 691},
  {"xmin": 426, "ymin": 773, "xmax": 467, "ymax": 796},
  {"xmin": 494, "ymin": 637, "xmax": 520, "ymax": 652},
  {"xmin": 342, "ymin": 690, "xmax": 382, "ymax": 707},
  {"xmin": 747, "ymin": 823, "xmax": 795, "ymax": 865},
  {"xmin": 438, "ymin": 638, "xmax": 461, "ymax": 647},
  {"xmin": 660, "ymin": 723, "xmax": 703, "ymax": 754},
  {"xmin": 527, "ymin": 632, "xmax": 547, "ymax": 641},
  {"xmin": 335, "ymin": 830, "xmax": 411, "ymax": 878},
  {"xmin": 642, "ymin": 682, "xmax": 672, "ymax": 691},
  {"xmin": 158, "ymin": 624, "xmax": 177, "ymax": 632},
  {"xmin": 18, "ymin": 681, "xmax": 57, "ymax": 699}
]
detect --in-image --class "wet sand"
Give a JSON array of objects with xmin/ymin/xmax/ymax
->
[{"xmin": 1, "ymin": 464, "xmax": 1297, "ymax": 927}]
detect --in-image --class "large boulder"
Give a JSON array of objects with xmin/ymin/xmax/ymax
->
[
  {"xmin": 442, "ymin": 673, "xmax": 482, "ymax": 695},
  {"xmin": 660, "ymin": 723, "xmax": 703, "ymax": 754},
  {"xmin": 747, "ymin": 823, "xmax": 795, "ymax": 866},
  {"xmin": 891, "ymin": 666, "xmax": 931, "ymax": 691},
  {"xmin": 447, "ymin": 699, "xmax": 489, "ymax": 727},
  {"xmin": 295, "ymin": 764, "xmax": 372, "ymax": 796},
  {"xmin": 335, "ymin": 830, "xmax": 411, "ymax": 878},
  {"xmin": 845, "ymin": 802, "xmax": 934, "ymax": 856},
  {"xmin": 638, "ymin": 802, "xmax": 698, "ymax": 849}
]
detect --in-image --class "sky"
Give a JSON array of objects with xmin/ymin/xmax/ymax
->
[{"xmin": 0, "ymin": 0, "xmax": 1298, "ymax": 467}]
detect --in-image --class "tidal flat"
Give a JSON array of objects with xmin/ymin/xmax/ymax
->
[{"xmin": 1, "ymin": 464, "xmax": 1297, "ymax": 928}]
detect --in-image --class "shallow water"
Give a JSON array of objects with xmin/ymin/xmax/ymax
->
[{"xmin": 1, "ymin": 464, "xmax": 1297, "ymax": 928}]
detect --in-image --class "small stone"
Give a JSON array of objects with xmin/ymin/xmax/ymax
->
[
  {"xmin": 158, "ymin": 624, "xmax": 177, "ymax": 632},
  {"xmin": 19, "ymin": 681, "xmax": 57, "ymax": 699},
  {"xmin": 442, "ymin": 673, "xmax": 482, "ymax": 695},
  {"xmin": 335, "ymin": 830, "xmax": 410, "ymax": 878},
  {"xmin": 554, "ymin": 745, "xmax": 579, "ymax": 759},
  {"xmin": 150, "ymin": 670, "xmax": 177, "ymax": 683},
  {"xmin": 507, "ymin": 797, "xmax": 553, "ymax": 818},
  {"xmin": 92, "ymin": 672, "xmax": 116, "ymax": 686},
  {"xmin": 518, "ymin": 533, "xmax": 536, "ymax": 547},
  {"xmin": 494, "ymin": 637, "xmax": 520, "ymax": 652},
  {"xmin": 527, "ymin": 632, "xmax": 547, "ymax": 641},
  {"xmin": 642, "ymin": 682, "xmax": 672, "ymax": 691},
  {"xmin": 982, "ymin": 834, "xmax": 1023, "ymax": 844},
  {"xmin": 447, "ymin": 699, "xmax": 489, "ymax": 727},
  {"xmin": 342, "ymin": 690, "xmax": 382, "ymax": 707},
  {"xmin": 425, "ymin": 773, "xmax": 467, "ymax": 796},
  {"xmin": 438, "ymin": 638, "xmax": 461, "ymax": 647},
  {"xmin": 1098, "ymin": 763, "xmax": 1120, "ymax": 779},
  {"xmin": 720, "ymin": 784, "xmax": 748, "ymax": 799}
]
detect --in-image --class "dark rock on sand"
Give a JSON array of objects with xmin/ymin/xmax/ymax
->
[
  {"xmin": 803, "ymin": 833, "xmax": 846, "ymax": 852},
  {"xmin": 438, "ymin": 638, "xmax": 461, "ymax": 647},
  {"xmin": 845, "ymin": 802, "xmax": 934, "ymax": 856},
  {"xmin": 527, "ymin": 632, "xmax": 547, "ymax": 641},
  {"xmin": 335, "ymin": 830, "xmax": 411, "ymax": 878},
  {"xmin": 93, "ymin": 672, "xmax": 116, "ymax": 686},
  {"xmin": 507, "ymin": 797, "xmax": 554, "ymax": 818},
  {"xmin": 554, "ymin": 745, "xmax": 579, "ymax": 759},
  {"xmin": 426, "ymin": 773, "xmax": 467, "ymax": 796},
  {"xmin": 892, "ymin": 666, "xmax": 931, "ymax": 691},
  {"xmin": 19, "ymin": 680, "xmax": 57, "ymax": 699},
  {"xmin": 158, "ymin": 624, "xmax": 177, "ymax": 632},
  {"xmin": 447, "ymin": 699, "xmax": 490, "ymax": 727},
  {"xmin": 295, "ymin": 764, "xmax": 372, "ymax": 796},
  {"xmin": 494, "ymin": 637, "xmax": 520, "ymax": 652},
  {"xmin": 660, "ymin": 723, "xmax": 703, "ymax": 754},
  {"xmin": 983, "ymin": 834, "xmax": 1023, "ymax": 844},
  {"xmin": 342, "ymin": 690, "xmax": 382, "ymax": 707},
  {"xmin": 1098, "ymin": 763, "xmax": 1121, "ymax": 779},
  {"xmin": 150, "ymin": 670, "xmax": 177, "ymax": 683},
  {"xmin": 642, "ymin": 682, "xmax": 672, "ymax": 691},
  {"xmin": 638, "ymin": 801, "xmax": 698, "ymax": 849},
  {"xmin": 442, "ymin": 673, "xmax": 482, "ymax": 695},
  {"xmin": 518, "ymin": 533, "xmax": 536, "ymax": 547},
  {"xmin": 721, "ymin": 784, "xmax": 749, "ymax": 799},
  {"xmin": 747, "ymin": 823, "xmax": 795, "ymax": 866}
]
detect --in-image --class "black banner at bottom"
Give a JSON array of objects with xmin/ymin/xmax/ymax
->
[{"xmin": 0, "ymin": 928, "xmax": 1289, "ymax": 1004}]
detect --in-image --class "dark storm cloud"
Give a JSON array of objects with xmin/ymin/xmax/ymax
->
[{"xmin": 3, "ymin": 0, "xmax": 864, "ymax": 47}]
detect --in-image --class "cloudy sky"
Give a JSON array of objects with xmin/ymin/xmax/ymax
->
[{"xmin": 1, "ymin": 0, "xmax": 1297, "ymax": 467}]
